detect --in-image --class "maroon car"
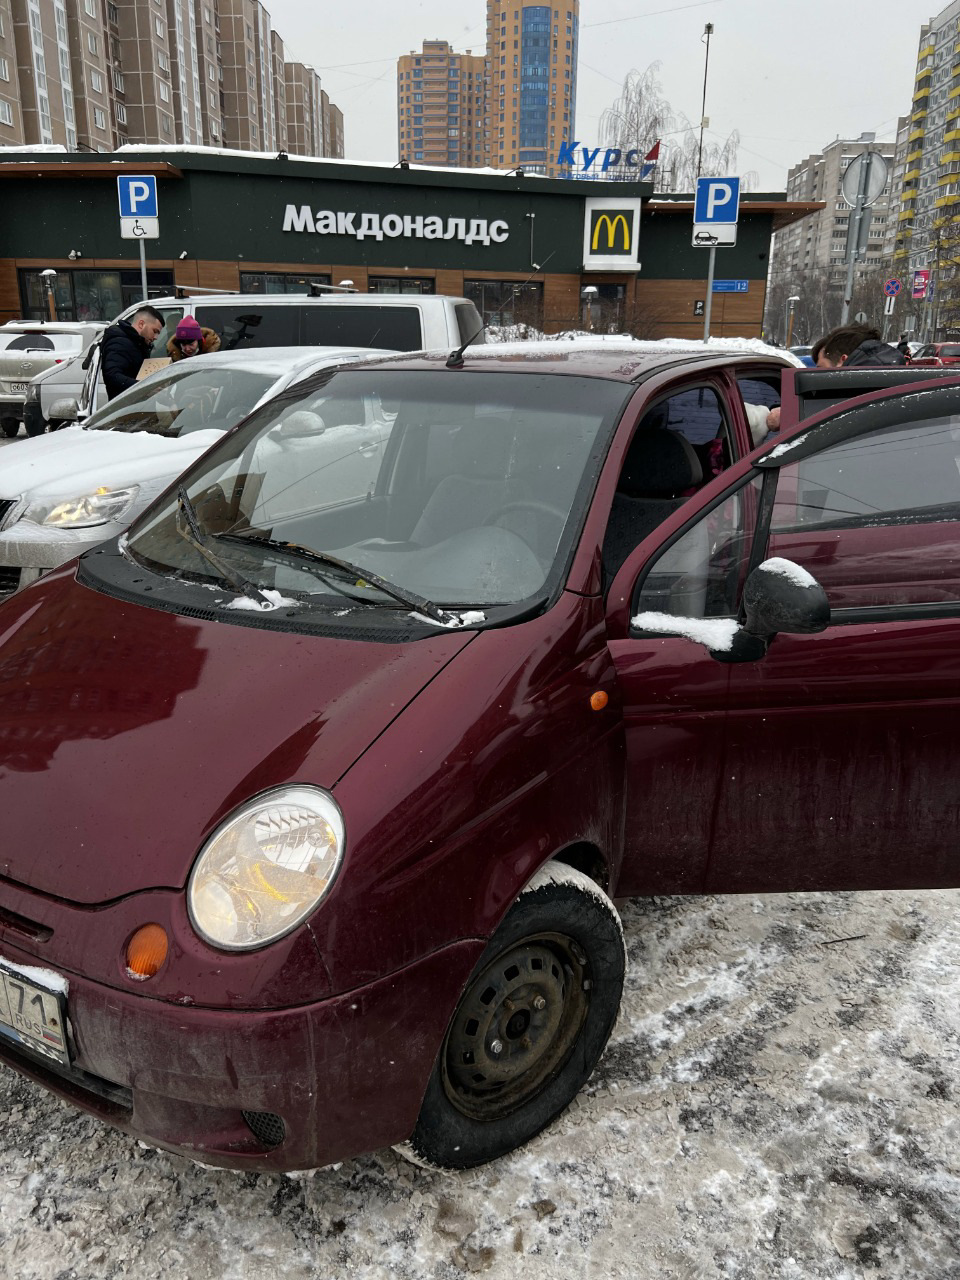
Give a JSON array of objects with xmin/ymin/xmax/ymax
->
[
  {"xmin": 910, "ymin": 341, "xmax": 960, "ymax": 367},
  {"xmin": 1, "ymin": 343, "xmax": 957, "ymax": 1173}
]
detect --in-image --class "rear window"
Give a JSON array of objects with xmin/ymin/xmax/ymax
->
[
  {"xmin": 196, "ymin": 306, "xmax": 297, "ymax": 350},
  {"xmin": 301, "ymin": 305, "xmax": 423, "ymax": 351},
  {"xmin": 0, "ymin": 332, "xmax": 85, "ymax": 353},
  {"xmin": 940, "ymin": 345, "xmax": 960, "ymax": 358}
]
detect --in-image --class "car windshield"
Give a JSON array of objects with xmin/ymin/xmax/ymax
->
[
  {"xmin": 125, "ymin": 368, "xmax": 630, "ymax": 610},
  {"xmin": 84, "ymin": 364, "xmax": 277, "ymax": 438}
]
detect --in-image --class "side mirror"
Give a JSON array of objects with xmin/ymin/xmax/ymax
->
[
  {"xmin": 49, "ymin": 397, "xmax": 80, "ymax": 423},
  {"xmin": 273, "ymin": 410, "xmax": 326, "ymax": 439},
  {"xmin": 712, "ymin": 557, "xmax": 830, "ymax": 663}
]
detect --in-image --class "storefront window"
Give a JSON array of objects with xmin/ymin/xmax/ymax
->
[
  {"xmin": 368, "ymin": 277, "xmax": 436, "ymax": 295},
  {"xmin": 464, "ymin": 280, "xmax": 543, "ymax": 329},
  {"xmin": 240, "ymin": 272, "xmax": 332, "ymax": 294},
  {"xmin": 17, "ymin": 268, "xmax": 174, "ymax": 322}
]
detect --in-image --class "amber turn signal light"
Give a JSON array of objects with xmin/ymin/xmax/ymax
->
[
  {"xmin": 125, "ymin": 924, "xmax": 169, "ymax": 980},
  {"xmin": 590, "ymin": 690, "xmax": 609, "ymax": 711}
]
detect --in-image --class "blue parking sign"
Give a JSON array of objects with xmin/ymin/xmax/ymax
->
[
  {"xmin": 117, "ymin": 174, "xmax": 158, "ymax": 219},
  {"xmin": 694, "ymin": 176, "xmax": 740, "ymax": 225}
]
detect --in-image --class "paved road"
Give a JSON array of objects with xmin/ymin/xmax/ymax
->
[{"xmin": 2, "ymin": 887, "xmax": 959, "ymax": 1279}]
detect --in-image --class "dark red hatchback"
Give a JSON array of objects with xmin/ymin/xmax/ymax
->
[{"xmin": 1, "ymin": 342, "xmax": 958, "ymax": 1173}]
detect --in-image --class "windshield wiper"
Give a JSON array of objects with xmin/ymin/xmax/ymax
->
[
  {"xmin": 221, "ymin": 533, "xmax": 454, "ymax": 624},
  {"xmin": 175, "ymin": 486, "xmax": 270, "ymax": 605}
]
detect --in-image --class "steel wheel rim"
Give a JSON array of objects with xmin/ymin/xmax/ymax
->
[{"xmin": 441, "ymin": 932, "xmax": 590, "ymax": 1122}]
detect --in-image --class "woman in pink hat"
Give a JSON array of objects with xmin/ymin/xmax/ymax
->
[{"xmin": 167, "ymin": 315, "xmax": 221, "ymax": 361}]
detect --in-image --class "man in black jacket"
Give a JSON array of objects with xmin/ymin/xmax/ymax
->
[
  {"xmin": 100, "ymin": 306, "xmax": 165, "ymax": 399},
  {"xmin": 813, "ymin": 323, "xmax": 906, "ymax": 369}
]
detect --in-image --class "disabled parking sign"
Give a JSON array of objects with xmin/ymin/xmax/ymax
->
[{"xmin": 117, "ymin": 174, "xmax": 160, "ymax": 240}]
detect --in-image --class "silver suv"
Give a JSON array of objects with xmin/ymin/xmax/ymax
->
[{"xmin": 0, "ymin": 322, "xmax": 106, "ymax": 437}]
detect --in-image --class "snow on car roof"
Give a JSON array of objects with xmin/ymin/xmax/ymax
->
[{"xmin": 166, "ymin": 346, "xmax": 394, "ymax": 377}]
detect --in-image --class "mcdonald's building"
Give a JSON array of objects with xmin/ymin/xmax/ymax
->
[{"xmin": 0, "ymin": 149, "xmax": 820, "ymax": 337}]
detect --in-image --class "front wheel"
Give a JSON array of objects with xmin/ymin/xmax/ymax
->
[{"xmin": 401, "ymin": 863, "xmax": 625, "ymax": 1170}]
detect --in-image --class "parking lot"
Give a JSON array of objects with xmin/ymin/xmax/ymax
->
[{"xmin": 2, "ymin": 886, "xmax": 959, "ymax": 1280}]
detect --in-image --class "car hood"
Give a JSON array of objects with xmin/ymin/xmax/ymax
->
[
  {"xmin": 0, "ymin": 570, "xmax": 473, "ymax": 904},
  {"xmin": 0, "ymin": 425, "xmax": 224, "ymax": 502}
]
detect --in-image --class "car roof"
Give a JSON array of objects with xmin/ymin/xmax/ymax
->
[
  {"xmin": 340, "ymin": 338, "xmax": 797, "ymax": 383},
  {"xmin": 0, "ymin": 320, "xmax": 106, "ymax": 332},
  {"xmin": 146, "ymin": 293, "xmax": 469, "ymax": 308},
  {"xmin": 150, "ymin": 345, "xmax": 394, "ymax": 377}
]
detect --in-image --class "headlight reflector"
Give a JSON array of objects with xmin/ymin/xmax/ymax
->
[
  {"xmin": 188, "ymin": 787, "xmax": 345, "ymax": 951},
  {"xmin": 25, "ymin": 485, "xmax": 140, "ymax": 529}
]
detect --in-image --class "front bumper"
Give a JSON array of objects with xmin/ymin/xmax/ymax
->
[
  {"xmin": 0, "ymin": 519, "xmax": 120, "ymax": 576},
  {"xmin": 0, "ymin": 934, "xmax": 484, "ymax": 1171}
]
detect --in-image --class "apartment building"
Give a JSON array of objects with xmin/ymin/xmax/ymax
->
[
  {"xmin": 0, "ymin": 0, "xmax": 342, "ymax": 156},
  {"xmin": 772, "ymin": 132, "xmax": 895, "ymax": 282},
  {"xmin": 397, "ymin": 39, "xmax": 486, "ymax": 168},
  {"xmin": 891, "ymin": 3, "xmax": 960, "ymax": 282},
  {"xmin": 486, "ymin": 1, "xmax": 578, "ymax": 177}
]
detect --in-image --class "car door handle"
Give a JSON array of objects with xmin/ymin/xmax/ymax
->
[{"xmin": 359, "ymin": 441, "xmax": 378, "ymax": 457}]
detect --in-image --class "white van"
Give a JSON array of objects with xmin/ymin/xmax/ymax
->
[{"xmin": 47, "ymin": 292, "xmax": 484, "ymax": 425}]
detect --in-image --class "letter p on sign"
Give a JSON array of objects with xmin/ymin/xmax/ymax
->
[
  {"xmin": 117, "ymin": 174, "xmax": 158, "ymax": 219},
  {"xmin": 694, "ymin": 176, "xmax": 740, "ymax": 225}
]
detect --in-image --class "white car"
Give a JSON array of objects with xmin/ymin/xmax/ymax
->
[{"xmin": 0, "ymin": 346, "xmax": 392, "ymax": 597}]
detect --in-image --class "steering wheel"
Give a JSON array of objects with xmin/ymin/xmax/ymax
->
[{"xmin": 483, "ymin": 499, "xmax": 568, "ymax": 557}]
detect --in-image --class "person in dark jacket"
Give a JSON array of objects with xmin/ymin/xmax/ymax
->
[
  {"xmin": 896, "ymin": 333, "xmax": 912, "ymax": 359},
  {"xmin": 813, "ymin": 323, "xmax": 906, "ymax": 369},
  {"xmin": 100, "ymin": 305, "xmax": 165, "ymax": 399}
]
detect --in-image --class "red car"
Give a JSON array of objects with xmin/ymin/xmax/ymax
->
[
  {"xmin": 909, "ymin": 341, "xmax": 960, "ymax": 367},
  {"xmin": 1, "ymin": 344, "xmax": 957, "ymax": 1173}
]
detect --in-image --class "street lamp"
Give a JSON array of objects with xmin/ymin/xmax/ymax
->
[
  {"xmin": 581, "ymin": 285, "xmax": 599, "ymax": 332},
  {"xmin": 40, "ymin": 269, "xmax": 58, "ymax": 321},
  {"xmin": 784, "ymin": 294, "xmax": 800, "ymax": 347}
]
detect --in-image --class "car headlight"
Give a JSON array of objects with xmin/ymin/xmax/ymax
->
[
  {"xmin": 188, "ymin": 786, "xmax": 345, "ymax": 951},
  {"xmin": 25, "ymin": 383, "xmax": 40, "ymax": 405},
  {"xmin": 24, "ymin": 485, "xmax": 140, "ymax": 529}
]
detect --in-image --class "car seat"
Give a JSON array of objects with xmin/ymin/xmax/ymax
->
[
  {"xmin": 411, "ymin": 416, "xmax": 520, "ymax": 546},
  {"xmin": 602, "ymin": 428, "xmax": 703, "ymax": 586}
]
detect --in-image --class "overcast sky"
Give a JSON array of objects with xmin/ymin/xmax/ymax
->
[{"xmin": 265, "ymin": 0, "xmax": 927, "ymax": 189}]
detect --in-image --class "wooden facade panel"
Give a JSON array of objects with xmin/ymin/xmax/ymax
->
[
  {"xmin": 544, "ymin": 273, "xmax": 581, "ymax": 332},
  {"xmin": 197, "ymin": 261, "xmax": 241, "ymax": 292},
  {"xmin": 435, "ymin": 269, "xmax": 464, "ymax": 296},
  {"xmin": 635, "ymin": 278, "xmax": 765, "ymax": 339}
]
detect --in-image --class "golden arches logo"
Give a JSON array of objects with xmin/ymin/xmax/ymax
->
[{"xmin": 591, "ymin": 212, "xmax": 631, "ymax": 252}]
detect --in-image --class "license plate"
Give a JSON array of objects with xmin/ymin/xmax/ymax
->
[
  {"xmin": 9, "ymin": 383, "xmax": 28, "ymax": 394},
  {"xmin": 0, "ymin": 956, "xmax": 69, "ymax": 1066}
]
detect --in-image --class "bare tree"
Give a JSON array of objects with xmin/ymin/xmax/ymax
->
[
  {"xmin": 599, "ymin": 64, "xmax": 673, "ymax": 188},
  {"xmin": 599, "ymin": 63, "xmax": 755, "ymax": 192}
]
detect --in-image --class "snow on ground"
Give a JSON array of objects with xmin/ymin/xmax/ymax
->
[{"xmin": 3, "ymin": 887, "xmax": 960, "ymax": 1279}]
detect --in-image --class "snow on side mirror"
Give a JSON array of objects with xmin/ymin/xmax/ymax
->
[{"xmin": 630, "ymin": 558, "xmax": 830, "ymax": 664}]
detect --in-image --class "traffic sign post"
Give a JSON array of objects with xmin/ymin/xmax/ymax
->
[
  {"xmin": 839, "ymin": 151, "xmax": 888, "ymax": 324},
  {"xmin": 117, "ymin": 175, "xmax": 160, "ymax": 302},
  {"xmin": 883, "ymin": 278, "xmax": 902, "ymax": 297},
  {"xmin": 693, "ymin": 177, "xmax": 741, "ymax": 340}
]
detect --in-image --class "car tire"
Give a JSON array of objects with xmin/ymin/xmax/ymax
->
[
  {"xmin": 399, "ymin": 862, "xmax": 625, "ymax": 1171},
  {"xmin": 0, "ymin": 419, "xmax": 20, "ymax": 439}
]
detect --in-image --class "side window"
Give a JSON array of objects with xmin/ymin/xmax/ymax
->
[
  {"xmin": 456, "ymin": 302, "xmax": 483, "ymax": 345},
  {"xmin": 768, "ymin": 414, "xmax": 960, "ymax": 609},
  {"xmin": 149, "ymin": 308, "xmax": 183, "ymax": 357},
  {"xmin": 601, "ymin": 386, "xmax": 731, "ymax": 586},
  {"xmin": 196, "ymin": 306, "xmax": 297, "ymax": 350},
  {"xmin": 737, "ymin": 375, "xmax": 780, "ymax": 448},
  {"xmin": 633, "ymin": 475, "xmax": 764, "ymax": 621}
]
